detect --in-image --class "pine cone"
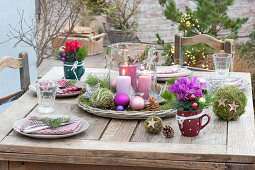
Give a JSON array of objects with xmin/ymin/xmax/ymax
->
[
  {"xmin": 105, "ymin": 102, "xmax": 116, "ymax": 110},
  {"xmin": 146, "ymin": 97, "xmax": 160, "ymax": 111},
  {"xmin": 162, "ymin": 125, "xmax": 174, "ymax": 138}
]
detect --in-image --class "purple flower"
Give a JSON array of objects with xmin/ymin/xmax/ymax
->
[
  {"xmin": 62, "ymin": 53, "xmax": 66, "ymax": 57},
  {"xmin": 169, "ymin": 76, "xmax": 206, "ymax": 101},
  {"xmin": 61, "ymin": 57, "xmax": 66, "ymax": 62}
]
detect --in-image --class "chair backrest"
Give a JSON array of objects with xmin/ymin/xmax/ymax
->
[
  {"xmin": 0, "ymin": 52, "xmax": 30, "ymax": 105},
  {"xmin": 174, "ymin": 34, "xmax": 233, "ymax": 71}
]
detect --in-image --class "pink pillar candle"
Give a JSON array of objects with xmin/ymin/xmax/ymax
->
[
  {"xmin": 116, "ymin": 76, "xmax": 131, "ymax": 95},
  {"xmin": 119, "ymin": 65, "xmax": 137, "ymax": 92},
  {"xmin": 138, "ymin": 75, "xmax": 152, "ymax": 99}
]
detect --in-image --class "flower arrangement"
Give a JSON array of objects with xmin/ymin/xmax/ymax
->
[
  {"xmin": 169, "ymin": 76, "xmax": 212, "ymax": 112},
  {"xmin": 54, "ymin": 40, "xmax": 88, "ymax": 62}
]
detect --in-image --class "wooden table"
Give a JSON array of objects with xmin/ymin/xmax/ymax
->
[{"xmin": 0, "ymin": 67, "xmax": 254, "ymax": 170}]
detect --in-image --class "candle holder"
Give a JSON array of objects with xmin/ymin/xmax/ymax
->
[{"xmin": 106, "ymin": 42, "xmax": 157, "ymax": 98}]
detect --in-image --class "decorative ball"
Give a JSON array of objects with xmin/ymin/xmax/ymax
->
[
  {"xmin": 114, "ymin": 93, "xmax": 129, "ymax": 108},
  {"xmin": 198, "ymin": 97, "xmax": 206, "ymax": 104},
  {"xmin": 116, "ymin": 105, "xmax": 124, "ymax": 111},
  {"xmin": 213, "ymin": 86, "xmax": 247, "ymax": 121},
  {"xmin": 144, "ymin": 115, "xmax": 163, "ymax": 134},
  {"xmin": 189, "ymin": 94, "xmax": 196, "ymax": 100},
  {"xmin": 111, "ymin": 79, "xmax": 116, "ymax": 91},
  {"xmin": 92, "ymin": 88, "xmax": 114, "ymax": 108},
  {"xmin": 62, "ymin": 53, "xmax": 66, "ymax": 57},
  {"xmin": 192, "ymin": 102, "xmax": 198, "ymax": 109},
  {"xmin": 61, "ymin": 57, "xmax": 65, "ymax": 62},
  {"xmin": 57, "ymin": 55, "xmax": 61, "ymax": 58},
  {"xmin": 129, "ymin": 96, "xmax": 145, "ymax": 111},
  {"xmin": 59, "ymin": 46, "xmax": 65, "ymax": 53}
]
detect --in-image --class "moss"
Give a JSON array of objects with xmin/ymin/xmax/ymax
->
[
  {"xmin": 144, "ymin": 115, "xmax": 163, "ymax": 134},
  {"xmin": 92, "ymin": 88, "xmax": 114, "ymax": 108},
  {"xmin": 212, "ymin": 86, "xmax": 247, "ymax": 121},
  {"xmin": 78, "ymin": 96, "xmax": 93, "ymax": 107}
]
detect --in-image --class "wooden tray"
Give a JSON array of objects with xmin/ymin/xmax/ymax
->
[{"xmin": 77, "ymin": 100, "xmax": 176, "ymax": 119}]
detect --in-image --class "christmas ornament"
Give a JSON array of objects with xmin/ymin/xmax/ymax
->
[
  {"xmin": 92, "ymin": 88, "xmax": 114, "ymax": 108},
  {"xmin": 81, "ymin": 83, "xmax": 100, "ymax": 100},
  {"xmin": 192, "ymin": 102, "xmax": 198, "ymax": 109},
  {"xmin": 198, "ymin": 97, "xmax": 206, "ymax": 105},
  {"xmin": 213, "ymin": 86, "xmax": 247, "ymax": 121},
  {"xmin": 139, "ymin": 64, "xmax": 145, "ymax": 71},
  {"xmin": 189, "ymin": 94, "xmax": 196, "ymax": 100},
  {"xmin": 144, "ymin": 115, "xmax": 163, "ymax": 134},
  {"xmin": 129, "ymin": 96, "xmax": 145, "ymax": 111},
  {"xmin": 114, "ymin": 93, "xmax": 130, "ymax": 108},
  {"xmin": 162, "ymin": 125, "xmax": 174, "ymax": 138},
  {"xmin": 105, "ymin": 102, "xmax": 116, "ymax": 110},
  {"xmin": 116, "ymin": 105, "xmax": 125, "ymax": 111},
  {"xmin": 145, "ymin": 89, "xmax": 166, "ymax": 104},
  {"xmin": 146, "ymin": 97, "xmax": 160, "ymax": 111}
]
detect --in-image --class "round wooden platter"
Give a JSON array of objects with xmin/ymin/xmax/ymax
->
[{"xmin": 77, "ymin": 100, "xmax": 176, "ymax": 119}]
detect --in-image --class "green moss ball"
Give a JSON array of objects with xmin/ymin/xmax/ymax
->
[
  {"xmin": 144, "ymin": 115, "xmax": 163, "ymax": 134},
  {"xmin": 92, "ymin": 88, "xmax": 114, "ymax": 108},
  {"xmin": 213, "ymin": 86, "xmax": 247, "ymax": 121}
]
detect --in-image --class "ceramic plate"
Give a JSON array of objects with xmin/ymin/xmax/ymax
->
[
  {"xmin": 29, "ymin": 79, "xmax": 84, "ymax": 97},
  {"xmin": 13, "ymin": 115, "xmax": 89, "ymax": 139}
]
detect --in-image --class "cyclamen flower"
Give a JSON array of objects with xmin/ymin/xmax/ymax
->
[
  {"xmin": 62, "ymin": 40, "xmax": 83, "ymax": 54},
  {"xmin": 169, "ymin": 76, "xmax": 206, "ymax": 101}
]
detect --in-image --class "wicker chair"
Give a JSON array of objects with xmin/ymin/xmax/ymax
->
[
  {"xmin": 174, "ymin": 34, "xmax": 233, "ymax": 71},
  {"xmin": 0, "ymin": 52, "xmax": 30, "ymax": 105}
]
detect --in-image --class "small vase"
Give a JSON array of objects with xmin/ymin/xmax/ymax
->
[
  {"xmin": 63, "ymin": 61, "xmax": 85, "ymax": 80},
  {"xmin": 176, "ymin": 110, "xmax": 211, "ymax": 137}
]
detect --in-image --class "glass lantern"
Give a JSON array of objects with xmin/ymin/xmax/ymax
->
[{"xmin": 106, "ymin": 42, "xmax": 157, "ymax": 99}]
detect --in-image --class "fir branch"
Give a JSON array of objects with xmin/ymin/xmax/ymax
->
[
  {"xmin": 85, "ymin": 74, "xmax": 110, "ymax": 89},
  {"xmin": 30, "ymin": 117, "xmax": 70, "ymax": 129}
]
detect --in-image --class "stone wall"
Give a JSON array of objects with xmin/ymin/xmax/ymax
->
[{"xmin": 136, "ymin": 0, "xmax": 255, "ymax": 43}]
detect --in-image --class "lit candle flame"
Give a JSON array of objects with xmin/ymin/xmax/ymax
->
[{"xmin": 122, "ymin": 69, "xmax": 126, "ymax": 76}]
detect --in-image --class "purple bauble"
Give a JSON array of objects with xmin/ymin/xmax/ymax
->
[
  {"xmin": 116, "ymin": 105, "xmax": 124, "ymax": 111},
  {"xmin": 114, "ymin": 93, "xmax": 129, "ymax": 108},
  {"xmin": 62, "ymin": 53, "xmax": 66, "ymax": 57},
  {"xmin": 57, "ymin": 55, "xmax": 61, "ymax": 58},
  {"xmin": 61, "ymin": 57, "xmax": 66, "ymax": 62},
  {"xmin": 129, "ymin": 96, "xmax": 145, "ymax": 111}
]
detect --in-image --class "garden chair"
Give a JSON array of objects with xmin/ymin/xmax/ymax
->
[
  {"xmin": 174, "ymin": 34, "xmax": 233, "ymax": 71},
  {"xmin": 0, "ymin": 52, "xmax": 30, "ymax": 105}
]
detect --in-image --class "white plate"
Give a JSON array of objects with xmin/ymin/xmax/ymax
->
[
  {"xmin": 13, "ymin": 115, "xmax": 89, "ymax": 139},
  {"xmin": 29, "ymin": 79, "xmax": 84, "ymax": 97}
]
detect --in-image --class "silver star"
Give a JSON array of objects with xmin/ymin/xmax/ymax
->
[
  {"xmin": 128, "ymin": 87, "xmax": 144, "ymax": 99},
  {"xmin": 145, "ymin": 89, "xmax": 166, "ymax": 104},
  {"xmin": 147, "ymin": 117, "xmax": 156, "ymax": 128},
  {"xmin": 218, "ymin": 97, "xmax": 226, "ymax": 107},
  {"xmin": 228, "ymin": 101, "xmax": 239, "ymax": 113},
  {"xmin": 81, "ymin": 83, "xmax": 100, "ymax": 101}
]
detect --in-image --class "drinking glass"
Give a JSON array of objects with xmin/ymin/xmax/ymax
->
[
  {"xmin": 205, "ymin": 75, "xmax": 226, "ymax": 94},
  {"xmin": 213, "ymin": 53, "xmax": 232, "ymax": 77},
  {"xmin": 36, "ymin": 80, "xmax": 57, "ymax": 113}
]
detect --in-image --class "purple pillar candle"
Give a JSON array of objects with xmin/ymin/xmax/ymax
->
[
  {"xmin": 119, "ymin": 65, "xmax": 137, "ymax": 92},
  {"xmin": 138, "ymin": 75, "xmax": 152, "ymax": 99},
  {"xmin": 116, "ymin": 76, "xmax": 131, "ymax": 95}
]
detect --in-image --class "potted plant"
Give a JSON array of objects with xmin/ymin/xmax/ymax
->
[
  {"xmin": 54, "ymin": 40, "xmax": 88, "ymax": 80},
  {"xmin": 169, "ymin": 77, "xmax": 212, "ymax": 137},
  {"xmin": 105, "ymin": 0, "xmax": 142, "ymax": 43}
]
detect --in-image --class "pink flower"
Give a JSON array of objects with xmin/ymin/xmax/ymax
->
[{"xmin": 62, "ymin": 40, "xmax": 83, "ymax": 54}]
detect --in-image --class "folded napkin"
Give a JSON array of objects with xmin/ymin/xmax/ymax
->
[
  {"xmin": 157, "ymin": 68, "xmax": 191, "ymax": 78},
  {"xmin": 157, "ymin": 65, "xmax": 181, "ymax": 74},
  {"xmin": 225, "ymin": 78, "xmax": 243, "ymax": 87},
  {"xmin": 20, "ymin": 116, "xmax": 83, "ymax": 135},
  {"xmin": 55, "ymin": 80, "xmax": 82, "ymax": 95}
]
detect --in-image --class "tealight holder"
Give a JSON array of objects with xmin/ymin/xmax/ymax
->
[{"xmin": 106, "ymin": 42, "xmax": 157, "ymax": 99}]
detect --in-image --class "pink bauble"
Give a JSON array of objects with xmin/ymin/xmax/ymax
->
[
  {"xmin": 111, "ymin": 79, "xmax": 116, "ymax": 90},
  {"xmin": 114, "ymin": 93, "xmax": 129, "ymax": 108},
  {"xmin": 129, "ymin": 96, "xmax": 145, "ymax": 111}
]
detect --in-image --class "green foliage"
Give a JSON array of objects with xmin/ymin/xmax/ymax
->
[
  {"xmin": 30, "ymin": 117, "xmax": 70, "ymax": 129},
  {"xmin": 213, "ymin": 86, "xmax": 247, "ymax": 121},
  {"xmin": 157, "ymin": 0, "xmax": 249, "ymax": 66},
  {"xmin": 83, "ymin": 0, "xmax": 108, "ymax": 15},
  {"xmin": 77, "ymin": 45, "xmax": 88, "ymax": 62},
  {"xmin": 85, "ymin": 74, "xmax": 110, "ymax": 89},
  {"xmin": 54, "ymin": 45, "xmax": 88, "ymax": 62},
  {"xmin": 92, "ymin": 88, "xmax": 114, "ymax": 108},
  {"xmin": 156, "ymin": 33, "xmax": 174, "ymax": 66},
  {"xmin": 166, "ymin": 77, "xmax": 179, "ymax": 86},
  {"xmin": 78, "ymin": 96, "xmax": 93, "ymax": 106}
]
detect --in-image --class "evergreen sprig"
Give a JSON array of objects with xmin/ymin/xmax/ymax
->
[
  {"xmin": 85, "ymin": 74, "xmax": 110, "ymax": 89},
  {"xmin": 29, "ymin": 117, "xmax": 71, "ymax": 129}
]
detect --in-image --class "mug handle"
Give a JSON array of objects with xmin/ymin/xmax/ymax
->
[{"xmin": 200, "ymin": 114, "xmax": 211, "ymax": 130}]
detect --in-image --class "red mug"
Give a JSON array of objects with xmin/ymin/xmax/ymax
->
[{"xmin": 176, "ymin": 110, "xmax": 211, "ymax": 137}]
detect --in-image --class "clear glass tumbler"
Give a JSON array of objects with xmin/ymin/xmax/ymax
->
[
  {"xmin": 36, "ymin": 80, "xmax": 57, "ymax": 113},
  {"xmin": 205, "ymin": 75, "xmax": 226, "ymax": 94},
  {"xmin": 213, "ymin": 53, "xmax": 232, "ymax": 77}
]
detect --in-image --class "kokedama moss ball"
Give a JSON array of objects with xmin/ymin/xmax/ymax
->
[
  {"xmin": 92, "ymin": 88, "xmax": 114, "ymax": 108},
  {"xmin": 213, "ymin": 86, "xmax": 247, "ymax": 121},
  {"xmin": 144, "ymin": 115, "xmax": 163, "ymax": 134}
]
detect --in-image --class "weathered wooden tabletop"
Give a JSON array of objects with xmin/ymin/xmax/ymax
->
[{"xmin": 0, "ymin": 67, "xmax": 254, "ymax": 170}]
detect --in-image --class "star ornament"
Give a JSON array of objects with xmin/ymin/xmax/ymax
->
[
  {"xmin": 81, "ymin": 83, "xmax": 100, "ymax": 101},
  {"xmin": 147, "ymin": 117, "xmax": 156, "ymax": 128},
  {"xmin": 145, "ymin": 89, "xmax": 166, "ymax": 104},
  {"xmin": 228, "ymin": 101, "xmax": 239, "ymax": 113},
  {"xmin": 218, "ymin": 97, "xmax": 226, "ymax": 107}
]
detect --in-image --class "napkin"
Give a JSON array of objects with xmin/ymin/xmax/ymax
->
[
  {"xmin": 157, "ymin": 67, "xmax": 191, "ymax": 78},
  {"xmin": 20, "ymin": 116, "xmax": 83, "ymax": 135},
  {"xmin": 55, "ymin": 80, "xmax": 82, "ymax": 95},
  {"xmin": 157, "ymin": 65, "xmax": 181, "ymax": 74},
  {"xmin": 225, "ymin": 78, "xmax": 243, "ymax": 87}
]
